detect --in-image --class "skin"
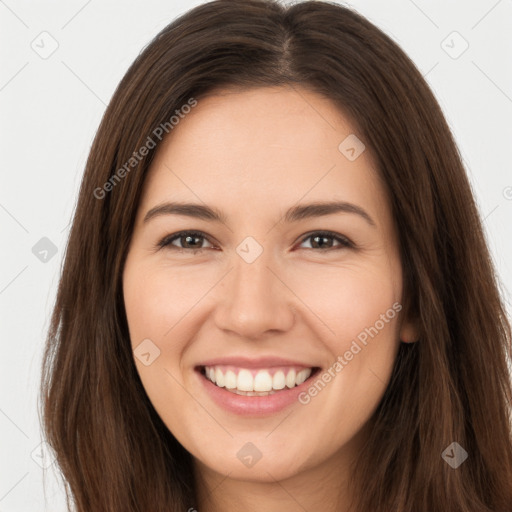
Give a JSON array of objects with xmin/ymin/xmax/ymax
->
[{"xmin": 122, "ymin": 85, "xmax": 418, "ymax": 512}]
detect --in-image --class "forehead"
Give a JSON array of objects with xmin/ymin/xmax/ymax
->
[{"xmin": 138, "ymin": 86, "xmax": 390, "ymax": 229}]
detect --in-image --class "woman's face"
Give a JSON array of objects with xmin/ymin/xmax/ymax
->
[{"xmin": 123, "ymin": 85, "xmax": 417, "ymax": 482}]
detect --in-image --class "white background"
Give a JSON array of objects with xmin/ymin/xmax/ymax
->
[{"xmin": 1, "ymin": 0, "xmax": 511, "ymax": 510}]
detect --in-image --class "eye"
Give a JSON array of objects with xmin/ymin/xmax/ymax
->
[
  {"xmin": 156, "ymin": 229, "xmax": 354, "ymax": 254},
  {"xmin": 156, "ymin": 230, "xmax": 214, "ymax": 253},
  {"xmin": 297, "ymin": 231, "xmax": 354, "ymax": 251}
]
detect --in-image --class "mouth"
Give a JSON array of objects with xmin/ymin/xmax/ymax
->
[{"xmin": 196, "ymin": 364, "xmax": 322, "ymax": 396}]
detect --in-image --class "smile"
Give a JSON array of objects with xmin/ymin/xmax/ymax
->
[
  {"xmin": 194, "ymin": 356, "xmax": 322, "ymax": 415},
  {"xmin": 201, "ymin": 365, "xmax": 315, "ymax": 395}
]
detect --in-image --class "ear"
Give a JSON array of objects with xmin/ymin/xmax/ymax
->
[{"xmin": 399, "ymin": 316, "xmax": 419, "ymax": 343}]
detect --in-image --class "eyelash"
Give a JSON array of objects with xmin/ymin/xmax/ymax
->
[{"xmin": 155, "ymin": 230, "xmax": 354, "ymax": 253}]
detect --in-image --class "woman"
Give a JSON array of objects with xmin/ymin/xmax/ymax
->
[{"xmin": 40, "ymin": 0, "xmax": 512, "ymax": 510}]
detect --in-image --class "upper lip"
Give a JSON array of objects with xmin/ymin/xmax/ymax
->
[{"xmin": 196, "ymin": 356, "xmax": 319, "ymax": 369}]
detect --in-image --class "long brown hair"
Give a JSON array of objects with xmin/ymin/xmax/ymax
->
[{"xmin": 40, "ymin": 0, "xmax": 512, "ymax": 510}]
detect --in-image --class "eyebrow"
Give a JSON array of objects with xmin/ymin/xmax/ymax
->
[{"xmin": 143, "ymin": 200, "xmax": 376, "ymax": 227}]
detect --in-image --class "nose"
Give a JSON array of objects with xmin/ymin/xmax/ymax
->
[{"xmin": 212, "ymin": 247, "xmax": 295, "ymax": 340}]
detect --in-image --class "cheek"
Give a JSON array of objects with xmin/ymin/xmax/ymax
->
[
  {"xmin": 123, "ymin": 261, "xmax": 179, "ymax": 392},
  {"xmin": 287, "ymin": 263, "xmax": 401, "ymax": 426},
  {"xmin": 283, "ymin": 260, "xmax": 401, "ymax": 345},
  {"xmin": 123, "ymin": 261, "xmax": 209, "ymax": 346},
  {"xmin": 123, "ymin": 262, "xmax": 201, "ymax": 444}
]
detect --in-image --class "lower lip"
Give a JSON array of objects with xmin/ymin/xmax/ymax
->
[{"xmin": 196, "ymin": 368, "xmax": 318, "ymax": 416}]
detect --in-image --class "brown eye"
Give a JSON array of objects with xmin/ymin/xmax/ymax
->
[
  {"xmin": 298, "ymin": 231, "xmax": 353, "ymax": 250},
  {"xmin": 157, "ymin": 231, "xmax": 214, "ymax": 252}
]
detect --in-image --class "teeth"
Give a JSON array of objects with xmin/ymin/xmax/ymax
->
[
  {"xmin": 231, "ymin": 389, "xmax": 277, "ymax": 396},
  {"xmin": 203, "ymin": 365, "xmax": 313, "ymax": 393},
  {"xmin": 272, "ymin": 371, "xmax": 286, "ymax": 390},
  {"xmin": 296, "ymin": 369, "xmax": 310, "ymax": 385},
  {"xmin": 285, "ymin": 369, "xmax": 296, "ymax": 388},
  {"xmin": 224, "ymin": 370, "xmax": 237, "ymax": 389},
  {"xmin": 237, "ymin": 369, "xmax": 254, "ymax": 391},
  {"xmin": 254, "ymin": 370, "xmax": 273, "ymax": 391},
  {"xmin": 215, "ymin": 367, "xmax": 225, "ymax": 388}
]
